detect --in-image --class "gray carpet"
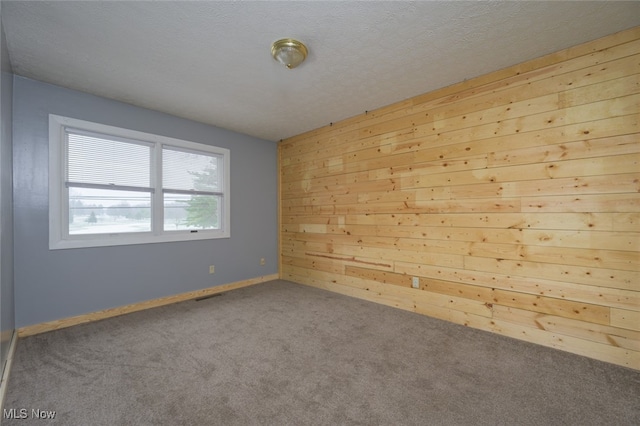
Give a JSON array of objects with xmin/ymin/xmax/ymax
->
[{"xmin": 3, "ymin": 280, "xmax": 640, "ymax": 425}]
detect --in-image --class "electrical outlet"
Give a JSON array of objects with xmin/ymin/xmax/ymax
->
[
  {"xmin": 411, "ymin": 276, "xmax": 420, "ymax": 289},
  {"xmin": 209, "ymin": 265, "xmax": 215, "ymax": 274},
  {"xmin": 260, "ymin": 258, "xmax": 266, "ymax": 266}
]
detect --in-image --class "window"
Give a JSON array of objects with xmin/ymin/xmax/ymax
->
[{"xmin": 49, "ymin": 115, "xmax": 230, "ymax": 249}]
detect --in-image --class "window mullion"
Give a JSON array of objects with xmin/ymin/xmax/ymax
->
[
  {"xmin": 152, "ymin": 143, "xmax": 163, "ymax": 235},
  {"xmin": 61, "ymin": 130, "xmax": 71, "ymax": 238}
]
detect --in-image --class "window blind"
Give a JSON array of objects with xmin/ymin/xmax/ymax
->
[
  {"xmin": 162, "ymin": 148, "xmax": 222, "ymax": 193},
  {"xmin": 66, "ymin": 129, "xmax": 151, "ymax": 188}
]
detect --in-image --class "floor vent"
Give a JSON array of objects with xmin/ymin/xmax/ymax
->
[{"xmin": 195, "ymin": 293, "xmax": 224, "ymax": 302}]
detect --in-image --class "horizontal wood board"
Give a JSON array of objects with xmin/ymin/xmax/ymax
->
[{"xmin": 279, "ymin": 27, "xmax": 640, "ymax": 369}]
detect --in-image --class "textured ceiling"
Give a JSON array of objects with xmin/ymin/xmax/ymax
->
[{"xmin": 2, "ymin": 1, "xmax": 639, "ymax": 142}]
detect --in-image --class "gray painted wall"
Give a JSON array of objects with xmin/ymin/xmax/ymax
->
[
  {"xmin": 1, "ymin": 4, "xmax": 16, "ymax": 373},
  {"xmin": 13, "ymin": 76, "xmax": 278, "ymax": 328}
]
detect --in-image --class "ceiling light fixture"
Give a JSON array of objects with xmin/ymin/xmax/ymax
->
[{"xmin": 271, "ymin": 38, "xmax": 308, "ymax": 69}]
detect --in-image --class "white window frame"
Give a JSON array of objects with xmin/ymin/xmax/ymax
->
[{"xmin": 49, "ymin": 114, "xmax": 230, "ymax": 250}]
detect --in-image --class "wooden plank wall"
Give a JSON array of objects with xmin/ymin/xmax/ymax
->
[{"xmin": 279, "ymin": 27, "xmax": 640, "ymax": 369}]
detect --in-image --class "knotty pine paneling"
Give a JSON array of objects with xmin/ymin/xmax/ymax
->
[{"xmin": 279, "ymin": 27, "xmax": 640, "ymax": 369}]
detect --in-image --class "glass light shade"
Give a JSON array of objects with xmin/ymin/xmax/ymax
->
[{"xmin": 271, "ymin": 39, "xmax": 308, "ymax": 69}]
